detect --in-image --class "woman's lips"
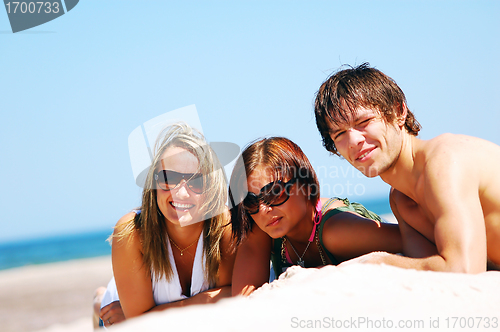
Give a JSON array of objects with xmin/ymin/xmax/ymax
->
[{"xmin": 267, "ymin": 217, "xmax": 282, "ymax": 227}]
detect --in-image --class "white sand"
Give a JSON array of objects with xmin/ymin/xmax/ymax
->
[
  {"xmin": 108, "ymin": 264, "xmax": 500, "ymax": 332},
  {"xmin": 3, "ymin": 234, "xmax": 500, "ymax": 332},
  {"xmin": 0, "ymin": 256, "xmax": 112, "ymax": 332}
]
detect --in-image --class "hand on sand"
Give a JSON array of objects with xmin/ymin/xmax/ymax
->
[
  {"xmin": 100, "ymin": 300, "xmax": 126, "ymax": 327},
  {"xmin": 339, "ymin": 251, "xmax": 390, "ymax": 267}
]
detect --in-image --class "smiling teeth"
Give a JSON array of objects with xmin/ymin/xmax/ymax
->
[
  {"xmin": 171, "ymin": 202, "xmax": 194, "ymax": 209},
  {"xmin": 359, "ymin": 151, "xmax": 369, "ymax": 159}
]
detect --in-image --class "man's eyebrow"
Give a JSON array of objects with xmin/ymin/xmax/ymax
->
[{"xmin": 327, "ymin": 125, "xmax": 342, "ymax": 135}]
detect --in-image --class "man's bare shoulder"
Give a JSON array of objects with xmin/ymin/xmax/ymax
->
[
  {"xmin": 416, "ymin": 134, "xmax": 500, "ymax": 205},
  {"xmin": 425, "ymin": 133, "xmax": 480, "ymax": 152},
  {"xmin": 419, "ymin": 134, "xmax": 500, "ymax": 168},
  {"xmin": 425, "ymin": 133, "xmax": 497, "ymax": 151}
]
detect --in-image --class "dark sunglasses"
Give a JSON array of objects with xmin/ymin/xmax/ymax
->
[
  {"xmin": 243, "ymin": 178, "xmax": 297, "ymax": 215},
  {"xmin": 154, "ymin": 170, "xmax": 204, "ymax": 194}
]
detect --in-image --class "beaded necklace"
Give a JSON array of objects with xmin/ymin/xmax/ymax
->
[{"xmin": 281, "ymin": 201, "xmax": 326, "ymax": 267}]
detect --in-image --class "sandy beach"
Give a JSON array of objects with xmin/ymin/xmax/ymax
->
[
  {"xmin": 2, "ymin": 224, "xmax": 500, "ymax": 332},
  {"xmin": 0, "ymin": 216, "xmax": 399, "ymax": 332},
  {"xmin": 108, "ymin": 264, "xmax": 500, "ymax": 332},
  {"xmin": 0, "ymin": 256, "xmax": 112, "ymax": 332}
]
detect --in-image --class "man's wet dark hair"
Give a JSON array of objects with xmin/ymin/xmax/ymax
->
[{"xmin": 314, "ymin": 63, "xmax": 421, "ymax": 155}]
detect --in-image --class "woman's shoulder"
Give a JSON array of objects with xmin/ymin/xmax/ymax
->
[
  {"xmin": 320, "ymin": 198, "xmax": 361, "ymax": 253},
  {"xmin": 320, "ymin": 197, "xmax": 347, "ymax": 213},
  {"xmin": 111, "ymin": 211, "xmax": 142, "ymax": 249},
  {"xmin": 320, "ymin": 197, "xmax": 355, "ymax": 231},
  {"xmin": 115, "ymin": 211, "xmax": 139, "ymax": 229},
  {"xmin": 321, "ymin": 197, "xmax": 383, "ymax": 234}
]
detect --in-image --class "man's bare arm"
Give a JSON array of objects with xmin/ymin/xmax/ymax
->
[
  {"xmin": 390, "ymin": 189, "xmax": 438, "ymax": 259},
  {"xmin": 347, "ymin": 152, "xmax": 487, "ymax": 273}
]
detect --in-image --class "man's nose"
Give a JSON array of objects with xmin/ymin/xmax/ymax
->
[{"xmin": 347, "ymin": 128, "xmax": 365, "ymax": 148}]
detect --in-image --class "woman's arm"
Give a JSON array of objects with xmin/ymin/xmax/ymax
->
[
  {"xmin": 148, "ymin": 286, "xmax": 232, "ymax": 312},
  {"xmin": 110, "ymin": 213, "xmax": 156, "ymax": 318},
  {"xmin": 102, "ymin": 213, "xmax": 237, "ymax": 322},
  {"xmin": 101, "ymin": 285, "xmax": 232, "ymax": 326},
  {"xmin": 231, "ymin": 225, "xmax": 272, "ymax": 296},
  {"xmin": 216, "ymin": 215, "xmax": 237, "ymax": 288},
  {"xmin": 321, "ymin": 209, "xmax": 402, "ymax": 263}
]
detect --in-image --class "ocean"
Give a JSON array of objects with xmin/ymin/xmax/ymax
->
[
  {"xmin": 0, "ymin": 229, "xmax": 113, "ymax": 271},
  {"xmin": 0, "ymin": 196, "xmax": 391, "ymax": 271}
]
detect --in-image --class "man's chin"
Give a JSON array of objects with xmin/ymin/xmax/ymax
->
[
  {"xmin": 364, "ymin": 171, "xmax": 380, "ymax": 178},
  {"xmin": 356, "ymin": 166, "xmax": 379, "ymax": 178}
]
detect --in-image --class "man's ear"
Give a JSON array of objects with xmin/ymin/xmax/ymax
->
[{"xmin": 397, "ymin": 102, "xmax": 408, "ymax": 127}]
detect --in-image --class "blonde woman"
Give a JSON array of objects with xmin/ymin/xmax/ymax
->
[{"xmin": 98, "ymin": 123, "xmax": 235, "ymax": 327}]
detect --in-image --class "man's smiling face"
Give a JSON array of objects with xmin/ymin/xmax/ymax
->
[{"xmin": 328, "ymin": 107, "xmax": 404, "ymax": 178}]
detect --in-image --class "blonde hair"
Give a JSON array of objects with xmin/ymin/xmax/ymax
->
[{"xmin": 113, "ymin": 122, "xmax": 228, "ymax": 286}]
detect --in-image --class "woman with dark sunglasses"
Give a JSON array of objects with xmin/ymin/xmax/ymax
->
[
  {"xmin": 96, "ymin": 123, "xmax": 235, "ymax": 327},
  {"xmin": 229, "ymin": 137, "xmax": 402, "ymax": 296}
]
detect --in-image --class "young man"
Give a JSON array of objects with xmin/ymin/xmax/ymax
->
[{"xmin": 314, "ymin": 63, "xmax": 500, "ymax": 273}]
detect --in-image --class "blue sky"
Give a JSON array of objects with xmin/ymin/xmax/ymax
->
[{"xmin": 1, "ymin": 1, "xmax": 499, "ymax": 242}]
